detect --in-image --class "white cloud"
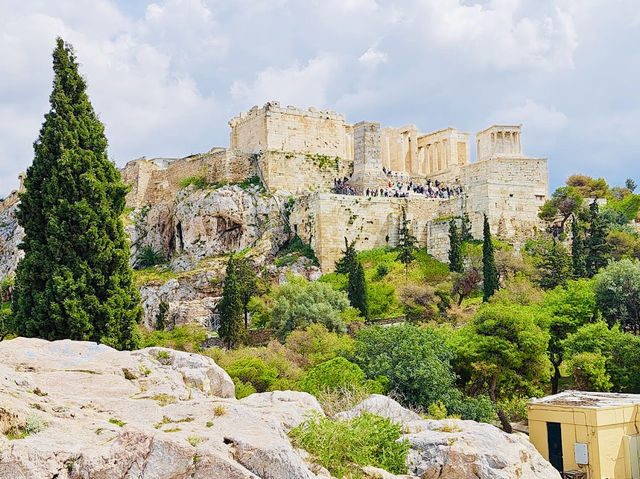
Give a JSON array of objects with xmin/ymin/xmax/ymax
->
[
  {"xmin": 230, "ymin": 54, "xmax": 341, "ymax": 109},
  {"xmin": 488, "ymin": 100, "xmax": 568, "ymax": 131},
  {"xmin": 358, "ymin": 47, "xmax": 387, "ymax": 69}
]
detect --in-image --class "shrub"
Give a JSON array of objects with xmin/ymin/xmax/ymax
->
[
  {"xmin": 375, "ymin": 263, "xmax": 390, "ymax": 279},
  {"xmin": 234, "ymin": 380, "xmax": 257, "ymax": 399},
  {"xmin": 284, "ymin": 323, "xmax": 354, "ymax": 368},
  {"xmin": 271, "ymin": 276, "xmax": 349, "ymax": 340},
  {"xmin": 289, "ymin": 412, "xmax": 410, "ymax": 478},
  {"xmin": 446, "ymin": 393, "xmax": 496, "ymax": 423},
  {"xmin": 140, "ymin": 324, "xmax": 208, "ymax": 352},
  {"xmin": 179, "ymin": 175, "xmax": 208, "ymax": 190},
  {"xmin": 136, "ymin": 246, "xmax": 165, "ymax": 268},
  {"xmin": 298, "ymin": 357, "xmax": 386, "ymax": 397},
  {"xmin": 226, "ymin": 357, "xmax": 278, "ymax": 393}
]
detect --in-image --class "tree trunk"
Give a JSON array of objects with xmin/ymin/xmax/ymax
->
[
  {"xmin": 457, "ymin": 293, "xmax": 464, "ymax": 306},
  {"xmin": 552, "ymin": 362, "xmax": 560, "ymax": 395},
  {"xmin": 489, "ymin": 374, "xmax": 513, "ymax": 433},
  {"xmin": 244, "ymin": 306, "xmax": 248, "ymax": 329}
]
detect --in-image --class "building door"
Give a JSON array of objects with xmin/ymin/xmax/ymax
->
[{"xmin": 547, "ymin": 422, "xmax": 564, "ymax": 473}]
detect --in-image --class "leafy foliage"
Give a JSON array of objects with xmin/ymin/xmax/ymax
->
[
  {"xmin": 290, "ymin": 412, "xmax": 410, "ymax": 478},
  {"xmin": 538, "ymin": 186, "xmax": 583, "ymax": 227},
  {"xmin": 218, "ymin": 256, "xmax": 245, "ymax": 348},
  {"xmin": 482, "ymin": 215, "xmax": 498, "ymax": 301},
  {"xmin": 298, "ymin": 357, "xmax": 386, "ymax": 397},
  {"xmin": 594, "ymin": 258, "xmax": 640, "ymax": 332},
  {"xmin": 396, "ymin": 208, "xmax": 417, "ymax": 279},
  {"xmin": 271, "ymin": 276, "xmax": 349, "ymax": 340},
  {"xmin": 12, "ymin": 38, "xmax": 141, "ymax": 350},
  {"xmin": 448, "ymin": 218, "xmax": 463, "ymax": 273},
  {"xmin": 585, "ymin": 200, "xmax": 611, "ymax": 277},
  {"xmin": 348, "ymin": 261, "xmax": 369, "ymax": 321},
  {"xmin": 350, "ymin": 324, "xmax": 457, "ymax": 408},
  {"xmin": 136, "ymin": 246, "xmax": 165, "ymax": 269},
  {"xmin": 571, "ymin": 217, "xmax": 587, "ymax": 278},
  {"xmin": 179, "ymin": 176, "xmax": 208, "ymax": 190}
]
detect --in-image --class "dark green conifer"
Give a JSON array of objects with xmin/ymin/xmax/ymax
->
[
  {"xmin": 12, "ymin": 38, "xmax": 141, "ymax": 350},
  {"xmin": 335, "ymin": 238, "xmax": 357, "ymax": 275},
  {"xmin": 571, "ymin": 216, "xmax": 586, "ymax": 278},
  {"xmin": 348, "ymin": 260, "xmax": 369, "ymax": 320},
  {"xmin": 448, "ymin": 218, "xmax": 463, "ymax": 273},
  {"xmin": 218, "ymin": 255, "xmax": 245, "ymax": 348},
  {"xmin": 585, "ymin": 200, "xmax": 610, "ymax": 277},
  {"xmin": 236, "ymin": 257, "xmax": 258, "ymax": 328},
  {"xmin": 537, "ymin": 238, "xmax": 571, "ymax": 289},
  {"xmin": 461, "ymin": 213, "xmax": 473, "ymax": 242},
  {"xmin": 396, "ymin": 208, "xmax": 417, "ymax": 280},
  {"xmin": 482, "ymin": 215, "xmax": 498, "ymax": 302}
]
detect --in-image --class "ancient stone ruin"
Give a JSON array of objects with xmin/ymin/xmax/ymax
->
[{"xmin": 120, "ymin": 101, "xmax": 548, "ymax": 271}]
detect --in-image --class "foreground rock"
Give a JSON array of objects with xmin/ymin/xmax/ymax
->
[
  {"xmin": 0, "ymin": 338, "xmax": 322, "ymax": 479},
  {"xmin": 339, "ymin": 395, "xmax": 561, "ymax": 479}
]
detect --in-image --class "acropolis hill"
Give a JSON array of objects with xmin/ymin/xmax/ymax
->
[{"xmin": 120, "ymin": 101, "xmax": 548, "ymax": 272}]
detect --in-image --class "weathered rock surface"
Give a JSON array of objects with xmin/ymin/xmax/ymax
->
[
  {"xmin": 339, "ymin": 395, "xmax": 561, "ymax": 479},
  {"xmin": 0, "ymin": 201, "xmax": 23, "ymax": 281},
  {"xmin": 0, "ymin": 338, "xmax": 323, "ymax": 479}
]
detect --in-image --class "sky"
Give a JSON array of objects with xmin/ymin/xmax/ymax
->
[{"xmin": 1, "ymin": 0, "xmax": 639, "ymax": 196}]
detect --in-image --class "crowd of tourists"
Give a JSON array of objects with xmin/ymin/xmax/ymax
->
[{"xmin": 332, "ymin": 167, "xmax": 463, "ymax": 199}]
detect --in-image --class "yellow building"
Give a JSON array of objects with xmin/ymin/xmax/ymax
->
[{"xmin": 528, "ymin": 391, "xmax": 640, "ymax": 479}]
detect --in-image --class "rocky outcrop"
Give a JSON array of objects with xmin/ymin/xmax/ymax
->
[
  {"xmin": 0, "ymin": 340, "xmax": 559, "ymax": 479},
  {"xmin": 0, "ymin": 201, "xmax": 23, "ymax": 281},
  {"xmin": 339, "ymin": 395, "xmax": 561, "ymax": 479},
  {"xmin": 0, "ymin": 338, "xmax": 322, "ymax": 479}
]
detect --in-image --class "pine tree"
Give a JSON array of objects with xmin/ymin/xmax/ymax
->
[
  {"xmin": 11, "ymin": 38, "xmax": 141, "ymax": 350},
  {"xmin": 396, "ymin": 208, "xmax": 417, "ymax": 280},
  {"xmin": 482, "ymin": 215, "xmax": 498, "ymax": 302},
  {"xmin": 236, "ymin": 257, "xmax": 258, "ymax": 328},
  {"xmin": 536, "ymin": 237, "xmax": 571, "ymax": 290},
  {"xmin": 335, "ymin": 238, "xmax": 357, "ymax": 275},
  {"xmin": 461, "ymin": 213, "xmax": 473, "ymax": 242},
  {"xmin": 218, "ymin": 255, "xmax": 245, "ymax": 348},
  {"xmin": 585, "ymin": 200, "xmax": 610, "ymax": 277},
  {"xmin": 571, "ymin": 215, "xmax": 586, "ymax": 278},
  {"xmin": 348, "ymin": 260, "xmax": 369, "ymax": 320},
  {"xmin": 448, "ymin": 218, "xmax": 463, "ymax": 273}
]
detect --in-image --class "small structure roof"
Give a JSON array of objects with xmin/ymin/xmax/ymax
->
[{"xmin": 529, "ymin": 390, "xmax": 640, "ymax": 409}]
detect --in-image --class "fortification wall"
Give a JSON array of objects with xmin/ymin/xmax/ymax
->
[
  {"xmin": 230, "ymin": 102, "xmax": 352, "ymax": 159},
  {"xmin": 463, "ymin": 157, "xmax": 548, "ymax": 241},
  {"xmin": 290, "ymin": 192, "xmax": 465, "ymax": 271}
]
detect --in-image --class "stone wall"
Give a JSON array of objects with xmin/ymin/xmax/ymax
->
[
  {"xmin": 229, "ymin": 102, "xmax": 351, "ymax": 159},
  {"xmin": 290, "ymin": 192, "xmax": 466, "ymax": 270}
]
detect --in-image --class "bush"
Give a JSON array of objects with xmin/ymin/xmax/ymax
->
[
  {"xmin": 226, "ymin": 357, "xmax": 278, "ymax": 393},
  {"xmin": 298, "ymin": 357, "xmax": 386, "ymax": 397},
  {"xmin": 271, "ymin": 276, "xmax": 349, "ymax": 340},
  {"xmin": 375, "ymin": 263, "xmax": 390, "ymax": 279},
  {"xmin": 569, "ymin": 352, "xmax": 612, "ymax": 391},
  {"xmin": 284, "ymin": 324, "xmax": 354, "ymax": 368},
  {"xmin": 136, "ymin": 246, "xmax": 165, "ymax": 268},
  {"xmin": 179, "ymin": 175, "xmax": 208, "ymax": 190},
  {"xmin": 275, "ymin": 235, "xmax": 319, "ymax": 266},
  {"xmin": 234, "ymin": 380, "xmax": 257, "ymax": 399},
  {"xmin": 446, "ymin": 394, "xmax": 496, "ymax": 423},
  {"xmin": 140, "ymin": 325, "xmax": 208, "ymax": 352},
  {"xmin": 289, "ymin": 412, "xmax": 410, "ymax": 478}
]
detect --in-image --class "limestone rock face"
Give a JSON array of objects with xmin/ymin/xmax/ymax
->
[
  {"xmin": 0, "ymin": 338, "xmax": 322, "ymax": 479},
  {"xmin": 339, "ymin": 395, "xmax": 561, "ymax": 479},
  {"xmin": 0, "ymin": 202, "xmax": 23, "ymax": 281},
  {"xmin": 173, "ymin": 185, "xmax": 287, "ymax": 263}
]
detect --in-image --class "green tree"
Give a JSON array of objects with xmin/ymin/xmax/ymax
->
[
  {"xmin": 482, "ymin": 215, "xmax": 498, "ymax": 301},
  {"xmin": 585, "ymin": 200, "xmax": 610, "ymax": 277},
  {"xmin": 11, "ymin": 38, "xmax": 141, "ymax": 350},
  {"xmin": 335, "ymin": 238, "xmax": 357, "ymax": 275},
  {"xmin": 541, "ymin": 279, "xmax": 596, "ymax": 394},
  {"xmin": 396, "ymin": 208, "xmax": 417, "ymax": 279},
  {"xmin": 271, "ymin": 275, "xmax": 349, "ymax": 340},
  {"xmin": 534, "ymin": 237, "xmax": 571, "ymax": 290},
  {"xmin": 236, "ymin": 257, "xmax": 258, "ymax": 328},
  {"xmin": 538, "ymin": 186, "xmax": 583, "ymax": 229},
  {"xmin": 461, "ymin": 213, "xmax": 473, "ymax": 242},
  {"xmin": 348, "ymin": 260, "xmax": 369, "ymax": 321},
  {"xmin": 218, "ymin": 255, "xmax": 245, "ymax": 348},
  {"xmin": 571, "ymin": 216, "xmax": 587, "ymax": 278},
  {"xmin": 448, "ymin": 218, "xmax": 463, "ymax": 273},
  {"xmin": 349, "ymin": 324, "xmax": 457, "ymax": 408},
  {"xmin": 594, "ymin": 259, "xmax": 640, "ymax": 333},
  {"xmin": 453, "ymin": 303, "xmax": 551, "ymax": 432},
  {"xmin": 626, "ymin": 178, "xmax": 637, "ymax": 193}
]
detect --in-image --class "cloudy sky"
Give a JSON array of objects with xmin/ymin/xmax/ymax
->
[{"xmin": 1, "ymin": 0, "xmax": 638, "ymax": 196}]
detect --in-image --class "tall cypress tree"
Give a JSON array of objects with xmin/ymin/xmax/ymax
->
[
  {"xmin": 335, "ymin": 238, "xmax": 357, "ymax": 275},
  {"xmin": 571, "ymin": 215, "xmax": 586, "ymax": 278},
  {"xmin": 218, "ymin": 255, "xmax": 245, "ymax": 348},
  {"xmin": 396, "ymin": 208, "xmax": 417, "ymax": 280},
  {"xmin": 585, "ymin": 200, "xmax": 610, "ymax": 277},
  {"xmin": 348, "ymin": 260, "xmax": 369, "ymax": 320},
  {"xmin": 448, "ymin": 218, "xmax": 463, "ymax": 273},
  {"xmin": 236, "ymin": 257, "xmax": 258, "ymax": 329},
  {"xmin": 482, "ymin": 215, "xmax": 498, "ymax": 302},
  {"xmin": 12, "ymin": 38, "xmax": 141, "ymax": 350},
  {"xmin": 461, "ymin": 213, "xmax": 473, "ymax": 242}
]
